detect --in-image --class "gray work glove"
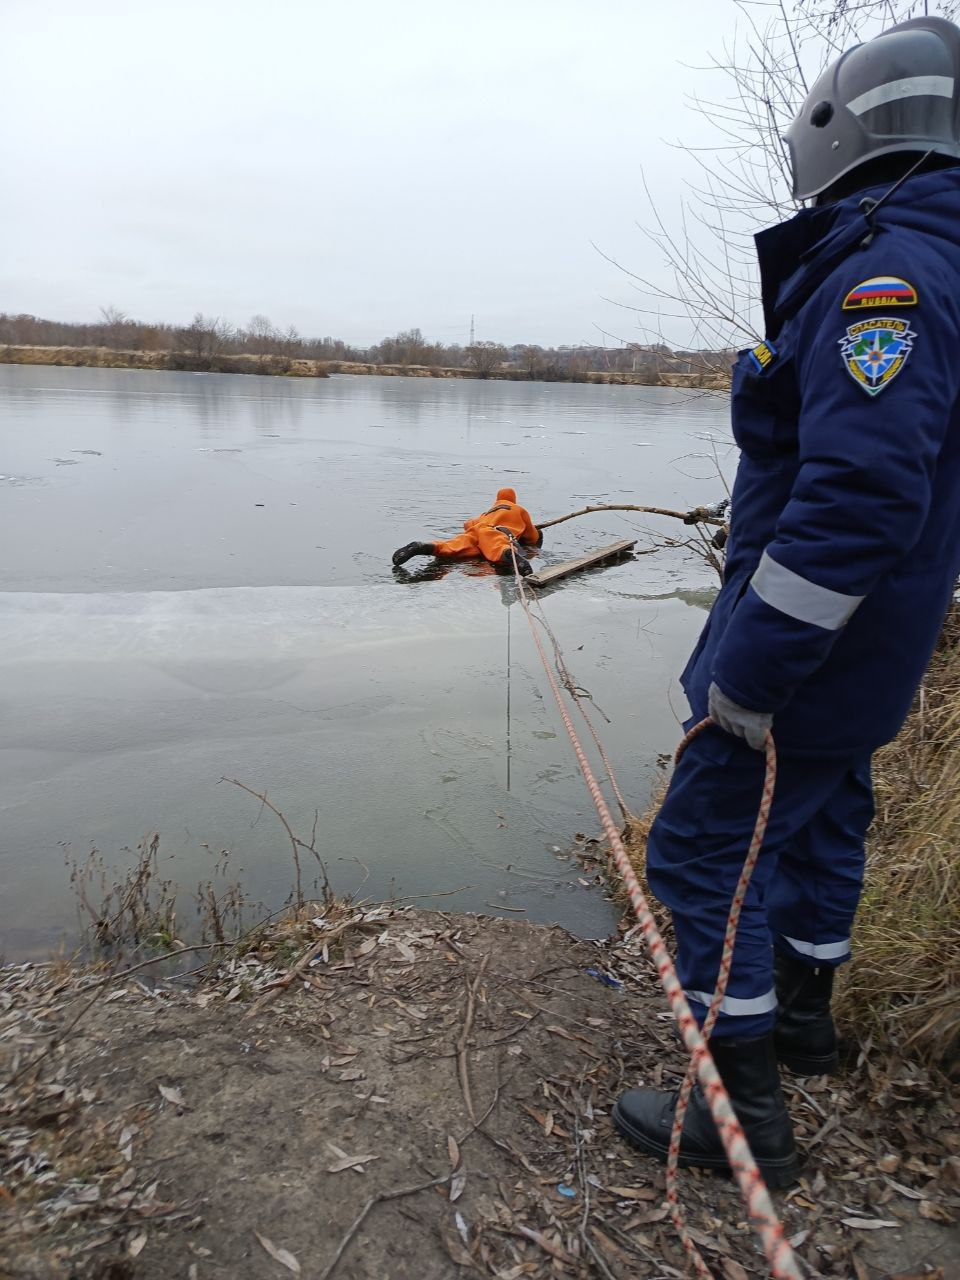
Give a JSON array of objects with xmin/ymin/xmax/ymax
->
[{"xmin": 708, "ymin": 681, "xmax": 772, "ymax": 752}]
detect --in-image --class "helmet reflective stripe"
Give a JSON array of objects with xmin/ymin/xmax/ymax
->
[
  {"xmin": 847, "ymin": 74, "xmax": 955, "ymax": 117},
  {"xmin": 787, "ymin": 16, "xmax": 960, "ymax": 201}
]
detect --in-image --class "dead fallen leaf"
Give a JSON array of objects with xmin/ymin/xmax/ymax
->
[
  {"xmin": 255, "ymin": 1231, "xmax": 301, "ymax": 1275},
  {"xmin": 543, "ymin": 1025, "xmax": 602, "ymax": 1058},
  {"xmin": 127, "ymin": 1233, "xmax": 147, "ymax": 1258},
  {"xmin": 518, "ymin": 1102, "xmax": 569, "ymax": 1139},
  {"xmin": 607, "ymin": 1185, "xmax": 659, "ymax": 1202},
  {"xmin": 841, "ymin": 1217, "xmax": 898, "ymax": 1230},
  {"xmin": 447, "ymin": 1134, "xmax": 466, "ymax": 1202},
  {"xmin": 889, "ymin": 1269, "xmax": 944, "ymax": 1280},
  {"xmin": 395, "ymin": 940, "xmax": 416, "ymax": 964},
  {"xmin": 515, "ymin": 1224, "xmax": 576, "ymax": 1264},
  {"xmin": 886, "ymin": 1178, "xmax": 924, "ymax": 1200},
  {"xmin": 439, "ymin": 1224, "xmax": 476, "ymax": 1269},
  {"xmin": 633, "ymin": 1204, "xmax": 670, "ymax": 1225},
  {"xmin": 720, "ymin": 1259, "xmax": 750, "ymax": 1280},
  {"xmin": 919, "ymin": 1199, "xmax": 956, "ymax": 1225},
  {"xmin": 325, "ymin": 1142, "xmax": 379, "ymax": 1174},
  {"xmin": 590, "ymin": 1225, "xmax": 633, "ymax": 1267},
  {"xmin": 157, "ymin": 1084, "xmax": 184, "ymax": 1107}
]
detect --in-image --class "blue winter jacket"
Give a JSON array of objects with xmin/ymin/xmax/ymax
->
[{"xmin": 682, "ymin": 169, "xmax": 960, "ymax": 755}]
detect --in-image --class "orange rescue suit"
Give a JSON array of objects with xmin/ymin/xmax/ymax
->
[{"xmin": 433, "ymin": 488, "xmax": 540, "ymax": 564}]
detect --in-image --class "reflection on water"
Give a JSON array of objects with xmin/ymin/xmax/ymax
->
[{"xmin": 0, "ymin": 365, "xmax": 732, "ymax": 957}]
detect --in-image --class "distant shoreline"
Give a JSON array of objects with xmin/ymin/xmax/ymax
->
[{"xmin": 0, "ymin": 343, "xmax": 731, "ymax": 390}]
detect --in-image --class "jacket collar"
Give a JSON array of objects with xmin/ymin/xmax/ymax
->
[{"xmin": 755, "ymin": 168, "xmax": 960, "ymax": 336}]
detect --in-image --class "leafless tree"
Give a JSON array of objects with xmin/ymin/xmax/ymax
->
[
  {"xmin": 178, "ymin": 313, "xmax": 232, "ymax": 360},
  {"xmin": 465, "ymin": 341, "xmax": 507, "ymax": 378},
  {"xmin": 610, "ymin": 1, "xmax": 959, "ymax": 354},
  {"xmin": 98, "ymin": 305, "xmax": 130, "ymax": 350},
  {"xmin": 519, "ymin": 345, "xmax": 545, "ymax": 378},
  {"xmin": 373, "ymin": 328, "xmax": 430, "ymax": 365},
  {"xmin": 246, "ymin": 314, "xmax": 277, "ymax": 355}
]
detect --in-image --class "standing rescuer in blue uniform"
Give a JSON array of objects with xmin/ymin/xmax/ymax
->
[{"xmin": 613, "ymin": 16, "xmax": 960, "ymax": 1189}]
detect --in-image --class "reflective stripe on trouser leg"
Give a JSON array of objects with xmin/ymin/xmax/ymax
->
[
  {"xmin": 779, "ymin": 936, "xmax": 850, "ymax": 962},
  {"xmin": 768, "ymin": 754, "xmax": 872, "ymax": 969},
  {"xmin": 646, "ymin": 727, "xmax": 864, "ymax": 1039},
  {"xmin": 684, "ymin": 987, "xmax": 778, "ymax": 1018}
]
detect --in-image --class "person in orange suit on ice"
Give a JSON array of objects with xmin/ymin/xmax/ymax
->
[{"xmin": 392, "ymin": 487, "xmax": 543, "ymax": 576}]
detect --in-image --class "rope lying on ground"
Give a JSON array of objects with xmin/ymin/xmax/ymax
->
[{"xmin": 505, "ymin": 541, "xmax": 802, "ymax": 1280}]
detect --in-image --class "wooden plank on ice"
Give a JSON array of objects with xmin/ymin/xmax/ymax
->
[{"xmin": 526, "ymin": 539, "xmax": 637, "ymax": 589}]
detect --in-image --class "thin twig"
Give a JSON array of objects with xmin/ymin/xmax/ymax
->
[
  {"xmin": 222, "ymin": 778, "xmax": 305, "ymax": 907},
  {"xmin": 456, "ymin": 954, "xmax": 489, "ymax": 1124},
  {"xmin": 318, "ymin": 1173, "xmax": 451, "ymax": 1280}
]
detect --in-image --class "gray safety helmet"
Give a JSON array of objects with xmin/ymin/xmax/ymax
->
[{"xmin": 786, "ymin": 16, "xmax": 960, "ymax": 201}]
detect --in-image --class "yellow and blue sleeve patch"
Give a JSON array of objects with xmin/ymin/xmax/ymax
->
[
  {"xmin": 842, "ymin": 277, "xmax": 918, "ymax": 311},
  {"xmin": 748, "ymin": 340, "xmax": 777, "ymax": 373}
]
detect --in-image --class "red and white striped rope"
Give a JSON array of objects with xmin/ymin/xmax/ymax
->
[
  {"xmin": 508, "ymin": 547, "xmax": 802, "ymax": 1279},
  {"xmin": 664, "ymin": 721, "xmax": 778, "ymax": 1276}
]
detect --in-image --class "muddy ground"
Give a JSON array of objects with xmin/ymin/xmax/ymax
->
[{"xmin": 2, "ymin": 907, "xmax": 957, "ymax": 1280}]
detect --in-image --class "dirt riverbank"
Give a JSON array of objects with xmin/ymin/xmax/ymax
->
[
  {"xmin": 0, "ymin": 345, "xmax": 730, "ymax": 390},
  {"xmin": 3, "ymin": 904, "xmax": 956, "ymax": 1280}
]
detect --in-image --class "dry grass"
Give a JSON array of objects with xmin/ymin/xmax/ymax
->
[
  {"xmin": 0, "ymin": 344, "xmax": 331, "ymax": 378},
  {"xmin": 838, "ymin": 609, "xmax": 960, "ymax": 1066}
]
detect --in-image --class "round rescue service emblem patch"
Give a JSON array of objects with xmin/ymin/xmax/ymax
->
[{"xmin": 838, "ymin": 317, "xmax": 916, "ymax": 397}]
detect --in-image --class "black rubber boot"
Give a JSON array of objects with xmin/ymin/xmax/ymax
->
[
  {"xmin": 497, "ymin": 549, "xmax": 532, "ymax": 576},
  {"xmin": 612, "ymin": 1033, "xmax": 800, "ymax": 1190},
  {"xmin": 773, "ymin": 951, "xmax": 840, "ymax": 1076},
  {"xmin": 392, "ymin": 541, "xmax": 435, "ymax": 567}
]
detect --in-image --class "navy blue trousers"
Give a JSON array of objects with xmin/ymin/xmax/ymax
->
[{"xmin": 646, "ymin": 725, "xmax": 872, "ymax": 1040}]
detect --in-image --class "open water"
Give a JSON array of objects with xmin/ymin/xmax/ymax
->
[{"xmin": 0, "ymin": 364, "xmax": 733, "ymax": 956}]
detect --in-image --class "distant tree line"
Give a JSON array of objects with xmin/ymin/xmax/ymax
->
[{"xmin": 0, "ymin": 308, "xmax": 731, "ymax": 379}]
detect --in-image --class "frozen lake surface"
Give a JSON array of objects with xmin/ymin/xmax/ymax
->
[{"xmin": 0, "ymin": 364, "xmax": 732, "ymax": 956}]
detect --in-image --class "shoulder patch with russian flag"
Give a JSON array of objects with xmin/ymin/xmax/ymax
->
[{"xmin": 842, "ymin": 276, "xmax": 918, "ymax": 311}]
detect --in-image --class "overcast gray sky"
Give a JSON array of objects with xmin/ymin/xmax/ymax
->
[{"xmin": 3, "ymin": 0, "xmax": 735, "ymax": 347}]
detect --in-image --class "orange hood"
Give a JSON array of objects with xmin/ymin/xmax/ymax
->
[{"xmin": 496, "ymin": 487, "xmax": 517, "ymax": 504}]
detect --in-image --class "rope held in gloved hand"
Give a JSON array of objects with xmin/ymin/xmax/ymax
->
[{"xmin": 505, "ymin": 540, "xmax": 802, "ymax": 1280}]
